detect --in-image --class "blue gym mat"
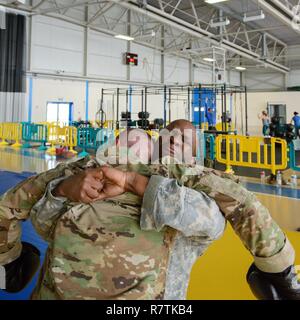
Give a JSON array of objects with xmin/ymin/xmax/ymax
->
[{"xmin": 0, "ymin": 171, "xmax": 48, "ymax": 300}]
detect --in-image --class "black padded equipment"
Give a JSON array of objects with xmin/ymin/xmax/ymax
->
[
  {"xmin": 247, "ymin": 263, "xmax": 300, "ymax": 300},
  {"xmin": 121, "ymin": 112, "xmax": 131, "ymax": 120},
  {"xmin": 153, "ymin": 118, "xmax": 164, "ymax": 126},
  {"xmin": 137, "ymin": 119, "xmax": 150, "ymax": 128},
  {"xmin": 3, "ymin": 242, "xmax": 40, "ymax": 293},
  {"xmin": 138, "ymin": 112, "xmax": 150, "ymax": 120}
]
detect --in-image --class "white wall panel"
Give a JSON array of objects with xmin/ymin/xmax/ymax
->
[
  {"xmin": 130, "ymin": 43, "xmax": 161, "ymax": 83},
  {"xmin": 87, "ymin": 31, "xmax": 127, "ymax": 80},
  {"xmin": 228, "ymin": 71, "xmax": 241, "ymax": 86},
  {"xmin": 194, "ymin": 66, "xmax": 212, "ymax": 84},
  {"xmin": 288, "ymin": 69, "xmax": 300, "ymax": 87},
  {"xmin": 165, "ymin": 56, "xmax": 189, "ymax": 84},
  {"xmin": 31, "ymin": 47, "xmax": 83, "ymax": 74},
  {"xmin": 245, "ymin": 71, "xmax": 285, "ymax": 91},
  {"xmin": 31, "ymin": 16, "xmax": 84, "ymax": 75},
  {"xmin": 32, "ymin": 16, "xmax": 83, "ymax": 51}
]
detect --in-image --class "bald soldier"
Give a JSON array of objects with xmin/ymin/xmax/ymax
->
[{"xmin": 1, "ymin": 120, "xmax": 300, "ymax": 299}]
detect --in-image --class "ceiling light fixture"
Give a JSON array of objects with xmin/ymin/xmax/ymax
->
[
  {"xmin": 205, "ymin": 0, "xmax": 229, "ymax": 4},
  {"xmin": 114, "ymin": 34, "xmax": 135, "ymax": 41},
  {"xmin": 243, "ymin": 10, "xmax": 265, "ymax": 22},
  {"xmin": 203, "ymin": 57, "xmax": 216, "ymax": 62},
  {"xmin": 235, "ymin": 66, "xmax": 246, "ymax": 71}
]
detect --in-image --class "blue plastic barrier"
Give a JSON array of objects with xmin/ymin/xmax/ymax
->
[
  {"xmin": 205, "ymin": 133, "xmax": 216, "ymax": 161},
  {"xmin": 289, "ymin": 141, "xmax": 300, "ymax": 172},
  {"xmin": 22, "ymin": 122, "xmax": 48, "ymax": 151},
  {"xmin": 77, "ymin": 127, "xmax": 114, "ymax": 157}
]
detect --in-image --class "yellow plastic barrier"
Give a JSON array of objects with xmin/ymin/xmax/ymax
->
[
  {"xmin": 47, "ymin": 125, "xmax": 77, "ymax": 155},
  {"xmin": 0, "ymin": 123, "xmax": 7, "ymax": 146},
  {"xmin": 216, "ymin": 135, "xmax": 288, "ymax": 175},
  {"xmin": 215, "ymin": 122, "xmax": 235, "ymax": 131},
  {"xmin": 200, "ymin": 122, "xmax": 209, "ymax": 130},
  {"xmin": 147, "ymin": 130, "xmax": 159, "ymax": 140},
  {"xmin": 103, "ymin": 120, "xmax": 115, "ymax": 129},
  {"xmin": 0, "ymin": 123, "xmax": 22, "ymax": 148}
]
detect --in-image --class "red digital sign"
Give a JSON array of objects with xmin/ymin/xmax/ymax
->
[{"xmin": 125, "ymin": 53, "xmax": 138, "ymax": 66}]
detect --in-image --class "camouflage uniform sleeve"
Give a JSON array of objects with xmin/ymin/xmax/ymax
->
[
  {"xmin": 30, "ymin": 177, "xmax": 69, "ymax": 241},
  {"xmin": 0, "ymin": 157, "xmax": 91, "ymax": 266},
  {"xmin": 0, "ymin": 205, "xmax": 22, "ymax": 266},
  {"xmin": 172, "ymin": 166, "xmax": 295, "ymax": 273},
  {"xmin": 141, "ymin": 175, "xmax": 225, "ymax": 241}
]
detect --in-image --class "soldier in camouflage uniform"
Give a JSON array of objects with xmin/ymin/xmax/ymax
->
[
  {"xmin": 0, "ymin": 141, "xmax": 226, "ymax": 299},
  {"xmin": 0, "ymin": 120, "xmax": 299, "ymax": 299}
]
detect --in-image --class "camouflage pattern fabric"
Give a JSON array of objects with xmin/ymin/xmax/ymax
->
[
  {"xmin": 130, "ymin": 161, "xmax": 294, "ymax": 273},
  {"xmin": 0, "ymin": 157, "xmax": 91, "ymax": 265},
  {"xmin": 0, "ymin": 155, "xmax": 295, "ymax": 297},
  {"xmin": 31, "ymin": 198, "xmax": 174, "ymax": 300},
  {"xmin": 143, "ymin": 162, "xmax": 287, "ymax": 259},
  {"xmin": 29, "ymin": 172, "xmax": 225, "ymax": 300}
]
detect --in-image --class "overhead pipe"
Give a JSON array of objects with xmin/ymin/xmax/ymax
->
[
  {"xmin": 257, "ymin": 0, "xmax": 300, "ymax": 35},
  {"xmin": 270, "ymin": 0, "xmax": 299, "ymax": 18}
]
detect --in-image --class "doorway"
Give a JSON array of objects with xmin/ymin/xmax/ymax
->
[
  {"xmin": 46, "ymin": 102, "xmax": 73, "ymax": 125},
  {"xmin": 267, "ymin": 103, "xmax": 287, "ymax": 124}
]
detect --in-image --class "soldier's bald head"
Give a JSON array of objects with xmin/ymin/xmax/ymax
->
[
  {"xmin": 151, "ymin": 119, "xmax": 197, "ymax": 163},
  {"xmin": 166, "ymin": 120, "xmax": 197, "ymax": 157},
  {"xmin": 166, "ymin": 119, "xmax": 195, "ymax": 133}
]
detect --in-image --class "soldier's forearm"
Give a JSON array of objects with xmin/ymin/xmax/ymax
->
[
  {"xmin": 140, "ymin": 175, "xmax": 225, "ymax": 240},
  {"xmin": 125, "ymin": 172, "xmax": 150, "ymax": 197}
]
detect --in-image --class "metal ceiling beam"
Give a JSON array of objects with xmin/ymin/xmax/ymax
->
[
  {"xmin": 257, "ymin": 0, "xmax": 300, "ymax": 35},
  {"xmin": 115, "ymin": 0, "xmax": 289, "ymax": 73},
  {"xmin": 108, "ymin": 8, "xmax": 128, "ymax": 31},
  {"xmin": 140, "ymin": 1, "xmax": 287, "ymax": 66},
  {"xmin": 37, "ymin": 11, "xmax": 164, "ymax": 50},
  {"xmin": 61, "ymin": 0, "xmax": 79, "ymax": 15},
  {"xmin": 31, "ymin": 0, "xmax": 106, "ymax": 15},
  {"xmin": 87, "ymin": 2, "xmax": 115, "ymax": 25},
  {"xmin": 189, "ymin": 0, "xmax": 200, "ymax": 28},
  {"xmin": 32, "ymin": 0, "xmax": 48, "ymax": 10},
  {"xmin": 270, "ymin": 0, "xmax": 299, "ymax": 17}
]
